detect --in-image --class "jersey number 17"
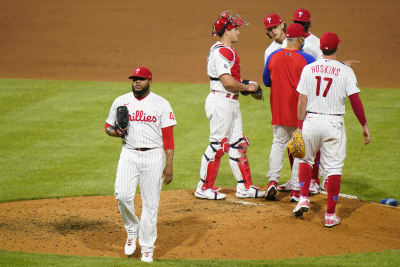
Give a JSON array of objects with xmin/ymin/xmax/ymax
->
[{"xmin": 315, "ymin": 76, "xmax": 333, "ymax": 97}]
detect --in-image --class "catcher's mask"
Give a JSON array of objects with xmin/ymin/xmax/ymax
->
[{"xmin": 212, "ymin": 10, "xmax": 248, "ymax": 37}]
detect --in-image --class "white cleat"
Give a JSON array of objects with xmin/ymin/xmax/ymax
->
[
  {"xmin": 309, "ymin": 182, "xmax": 321, "ymax": 195},
  {"xmin": 195, "ymin": 186, "xmax": 226, "ymax": 200},
  {"xmin": 141, "ymin": 251, "xmax": 154, "ymax": 263},
  {"xmin": 236, "ymin": 183, "xmax": 266, "ymax": 198},
  {"xmin": 292, "ymin": 196, "xmax": 310, "ymax": 217},
  {"xmin": 324, "ymin": 212, "xmax": 341, "ymax": 228},
  {"xmin": 124, "ymin": 238, "xmax": 136, "ymax": 256}
]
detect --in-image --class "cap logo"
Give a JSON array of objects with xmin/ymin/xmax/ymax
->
[
  {"xmin": 267, "ymin": 17, "xmax": 271, "ymax": 23},
  {"xmin": 298, "ymin": 11, "xmax": 303, "ymax": 17},
  {"xmin": 136, "ymin": 68, "xmax": 140, "ymax": 74}
]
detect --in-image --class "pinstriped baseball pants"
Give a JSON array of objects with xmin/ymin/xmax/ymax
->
[{"xmin": 114, "ymin": 147, "xmax": 165, "ymax": 253}]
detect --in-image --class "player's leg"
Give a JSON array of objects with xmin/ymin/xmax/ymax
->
[
  {"xmin": 265, "ymin": 125, "xmax": 295, "ymax": 200},
  {"xmin": 137, "ymin": 148, "xmax": 164, "ymax": 261},
  {"xmin": 228, "ymin": 104, "xmax": 265, "ymax": 198},
  {"xmin": 293, "ymin": 115, "xmax": 320, "ymax": 217},
  {"xmin": 310, "ymin": 151, "xmax": 322, "ymax": 194},
  {"xmin": 114, "ymin": 148, "xmax": 140, "ymax": 255},
  {"xmin": 320, "ymin": 117, "xmax": 346, "ymax": 227},
  {"xmin": 196, "ymin": 94, "xmax": 231, "ymax": 199}
]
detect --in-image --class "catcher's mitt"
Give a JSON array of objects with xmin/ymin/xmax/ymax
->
[
  {"xmin": 288, "ymin": 131, "xmax": 305, "ymax": 158},
  {"xmin": 240, "ymin": 80, "xmax": 263, "ymax": 100},
  {"xmin": 115, "ymin": 106, "xmax": 129, "ymax": 137}
]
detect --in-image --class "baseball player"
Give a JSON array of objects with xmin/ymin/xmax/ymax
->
[
  {"xmin": 194, "ymin": 10, "xmax": 265, "ymax": 200},
  {"xmin": 105, "ymin": 67, "xmax": 177, "ymax": 262},
  {"xmin": 293, "ymin": 32, "xmax": 371, "ymax": 228},
  {"xmin": 263, "ymin": 12, "xmax": 324, "ymax": 200},
  {"xmin": 263, "ymin": 23, "xmax": 315, "ymax": 201}
]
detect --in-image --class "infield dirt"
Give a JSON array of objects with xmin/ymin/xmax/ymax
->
[{"xmin": 1, "ymin": 0, "xmax": 400, "ymax": 261}]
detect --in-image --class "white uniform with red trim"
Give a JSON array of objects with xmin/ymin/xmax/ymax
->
[
  {"xmin": 296, "ymin": 58, "xmax": 360, "ymax": 173},
  {"xmin": 195, "ymin": 41, "xmax": 261, "ymax": 198},
  {"xmin": 106, "ymin": 91, "xmax": 177, "ymax": 253}
]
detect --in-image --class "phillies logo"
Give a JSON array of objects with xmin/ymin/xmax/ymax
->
[
  {"xmin": 129, "ymin": 110, "xmax": 157, "ymax": 122},
  {"xmin": 298, "ymin": 11, "xmax": 303, "ymax": 17},
  {"xmin": 135, "ymin": 68, "xmax": 140, "ymax": 74},
  {"xmin": 267, "ymin": 17, "xmax": 271, "ymax": 23}
]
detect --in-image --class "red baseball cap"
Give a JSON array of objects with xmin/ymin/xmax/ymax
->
[
  {"xmin": 129, "ymin": 67, "xmax": 152, "ymax": 80},
  {"xmin": 293, "ymin": 8, "xmax": 311, "ymax": 22},
  {"xmin": 285, "ymin": 23, "xmax": 306, "ymax": 38},
  {"xmin": 264, "ymin": 14, "xmax": 283, "ymax": 29},
  {"xmin": 320, "ymin": 32, "xmax": 341, "ymax": 51}
]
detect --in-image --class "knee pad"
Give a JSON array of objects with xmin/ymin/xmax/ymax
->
[
  {"xmin": 229, "ymin": 136, "xmax": 253, "ymax": 188},
  {"xmin": 200, "ymin": 138, "xmax": 230, "ymax": 189}
]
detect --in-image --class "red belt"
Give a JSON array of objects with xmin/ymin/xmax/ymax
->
[
  {"xmin": 211, "ymin": 90, "xmax": 238, "ymax": 100},
  {"xmin": 308, "ymin": 111, "xmax": 342, "ymax": 116},
  {"xmin": 134, "ymin": 148, "xmax": 153, "ymax": 151}
]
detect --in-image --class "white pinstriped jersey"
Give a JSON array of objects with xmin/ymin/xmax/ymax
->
[
  {"xmin": 296, "ymin": 59, "xmax": 360, "ymax": 114},
  {"xmin": 106, "ymin": 91, "xmax": 177, "ymax": 149},
  {"xmin": 264, "ymin": 40, "xmax": 282, "ymax": 65},
  {"xmin": 207, "ymin": 42, "xmax": 237, "ymax": 93}
]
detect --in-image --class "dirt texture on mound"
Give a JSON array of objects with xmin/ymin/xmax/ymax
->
[{"xmin": 1, "ymin": 190, "xmax": 400, "ymax": 260}]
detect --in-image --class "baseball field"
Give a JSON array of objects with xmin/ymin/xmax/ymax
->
[{"xmin": 1, "ymin": 0, "xmax": 400, "ymax": 266}]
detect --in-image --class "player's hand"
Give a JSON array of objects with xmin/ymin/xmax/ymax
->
[
  {"xmin": 343, "ymin": 60, "xmax": 360, "ymax": 67},
  {"xmin": 115, "ymin": 127, "xmax": 127, "ymax": 138},
  {"xmin": 362, "ymin": 124, "xmax": 371, "ymax": 145},
  {"xmin": 163, "ymin": 163, "xmax": 173, "ymax": 185},
  {"xmin": 246, "ymin": 83, "xmax": 259, "ymax": 93}
]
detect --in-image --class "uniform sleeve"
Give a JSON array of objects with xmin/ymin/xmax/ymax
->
[
  {"xmin": 298, "ymin": 51, "xmax": 316, "ymax": 65},
  {"xmin": 215, "ymin": 47, "xmax": 233, "ymax": 77},
  {"xmin": 105, "ymin": 97, "xmax": 120, "ymax": 126},
  {"xmin": 296, "ymin": 67, "xmax": 309, "ymax": 95},
  {"xmin": 345, "ymin": 68, "xmax": 361, "ymax": 96},
  {"xmin": 263, "ymin": 49, "xmax": 281, "ymax": 87},
  {"xmin": 160, "ymin": 100, "xmax": 177, "ymax": 128}
]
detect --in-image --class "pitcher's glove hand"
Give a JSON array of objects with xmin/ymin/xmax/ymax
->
[
  {"xmin": 240, "ymin": 80, "xmax": 263, "ymax": 100},
  {"xmin": 288, "ymin": 130, "xmax": 305, "ymax": 158},
  {"xmin": 115, "ymin": 106, "xmax": 129, "ymax": 138}
]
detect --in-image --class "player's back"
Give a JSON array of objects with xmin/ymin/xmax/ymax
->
[{"xmin": 298, "ymin": 59, "xmax": 360, "ymax": 115}]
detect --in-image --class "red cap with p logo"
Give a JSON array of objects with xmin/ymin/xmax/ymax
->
[{"xmin": 129, "ymin": 67, "xmax": 152, "ymax": 80}]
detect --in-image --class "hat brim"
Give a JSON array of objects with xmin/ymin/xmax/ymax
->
[{"xmin": 129, "ymin": 76, "xmax": 149, "ymax": 80}]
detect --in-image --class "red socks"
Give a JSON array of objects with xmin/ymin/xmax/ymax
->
[
  {"xmin": 311, "ymin": 151, "xmax": 321, "ymax": 183},
  {"xmin": 298, "ymin": 163, "xmax": 312, "ymax": 197},
  {"xmin": 326, "ymin": 175, "xmax": 341, "ymax": 214}
]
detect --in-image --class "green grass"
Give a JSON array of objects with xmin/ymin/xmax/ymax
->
[
  {"xmin": 0, "ymin": 79, "xmax": 399, "ymax": 265},
  {"xmin": 1, "ymin": 249, "xmax": 400, "ymax": 267}
]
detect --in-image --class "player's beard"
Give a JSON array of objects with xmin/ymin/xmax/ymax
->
[{"xmin": 132, "ymin": 84, "xmax": 150, "ymax": 98}]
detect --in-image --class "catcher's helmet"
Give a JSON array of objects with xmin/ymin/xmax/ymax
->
[{"xmin": 212, "ymin": 10, "xmax": 248, "ymax": 36}]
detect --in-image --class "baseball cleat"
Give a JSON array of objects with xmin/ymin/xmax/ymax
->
[
  {"xmin": 141, "ymin": 251, "xmax": 153, "ymax": 263},
  {"xmin": 309, "ymin": 182, "xmax": 321, "ymax": 195},
  {"xmin": 236, "ymin": 183, "xmax": 266, "ymax": 198},
  {"xmin": 277, "ymin": 182, "xmax": 293, "ymax": 192},
  {"xmin": 124, "ymin": 238, "xmax": 136, "ymax": 256},
  {"xmin": 265, "ymin": 181, "xmax": 277, "ymax": 200},
  {"xmin": 324, "ymin": 212, "xmax": 341, "ymax": 228},
  {"xmin": 292, "ymin": 196, "xmax": 310, "ymax": 217},
  {"xmin": 290, "ymin": 190, "xmax": 300, "ymax": 202},
  {"xmin": 195, "ymin": 187, "xmax": 226, "ymax": 200}
]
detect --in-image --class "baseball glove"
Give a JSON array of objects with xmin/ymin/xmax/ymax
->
[
  {"xmin": 240, "ymin": 80, "xmax": 263, "ymax": 100},
  {"xmin": 115, "ymin": 106, "xmax": 129, "ymax": 137},
  {"xmin": 288, "ymin": 131, "xmax": 305, "ymax": 158}
]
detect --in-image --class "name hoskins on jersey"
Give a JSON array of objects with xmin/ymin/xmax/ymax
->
[{"xmin": 297, "ymin": 59, "xmax": 360, "ymax": 115}]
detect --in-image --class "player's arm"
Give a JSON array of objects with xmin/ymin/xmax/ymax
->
[
  {"xmin": 348, "ymin": 93, "xmax": 371, "ymax": 144},
  {"xmin": 220, "ymin": 74, "xmax": 258, "ymax": 93},
  {"xmin": 297, "ymin": 93, "xmax": 308, "ymax": 131},
  {"xmin": 105, "ymin": 122, "xmax": 127, "ymax": 138},
  {"xmin": 162, "ymin": 126, "xmax": 174, "ymax": 185}
]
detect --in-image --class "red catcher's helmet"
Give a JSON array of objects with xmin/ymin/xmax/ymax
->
[{"xmin": 212, "ymin": 10, "xmax": 248, "ymax": 36}]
